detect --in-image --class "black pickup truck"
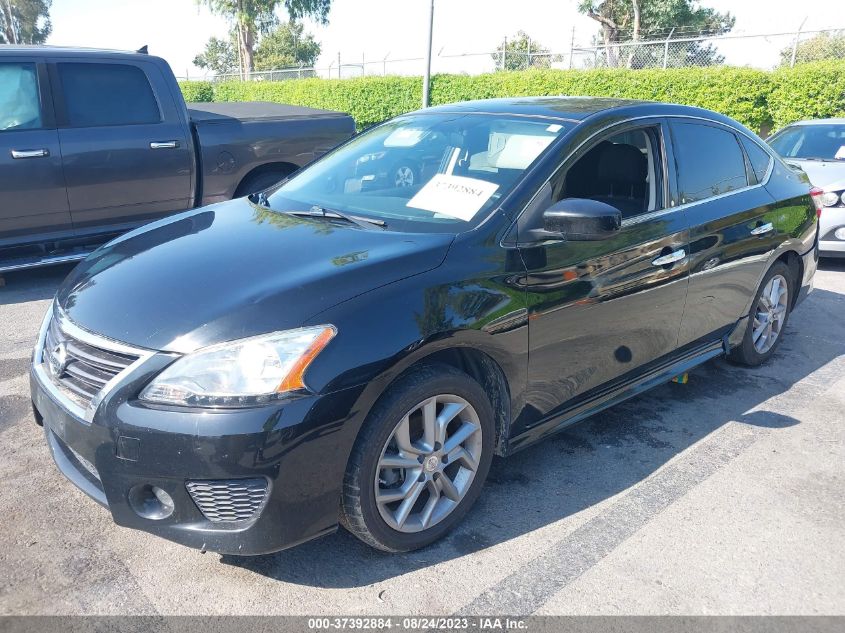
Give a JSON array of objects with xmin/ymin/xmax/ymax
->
[{"xmin": 0, "ymin": 46, "xmax": 355, "ymax": 273}]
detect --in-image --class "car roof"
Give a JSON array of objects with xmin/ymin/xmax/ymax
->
[
  {"xmin": 418, "ymin": 96, "xmax": 732, "ymax": 123},
  {"xmin": 0, "ymin": 45, "xmax": 155, "ymax": 63},
  {"xmin": 780, "ymin": 118, "xmax": 845, "ymax": 126}
]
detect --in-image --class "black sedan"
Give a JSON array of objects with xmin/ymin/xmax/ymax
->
[{"xmin": 31, "ymin": 97, "xmax": 819, "ymax": 555}]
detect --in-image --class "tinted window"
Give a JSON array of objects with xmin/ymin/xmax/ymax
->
[
  {"xmin": 741, "ymin": 136, "xmax": 773, "ymax": 183},
  {"xmin": 768, "ymin": 124, "xmax": 845, "ymax": 161},
  {"xmin": 672, "ymin": 123, "xmax": 748, "ymax": 204},
  {"xmin": 0, "ymin": 63, "xmax": 42, "ymax": 131},
  {"xmin": 58, "ymin": 63, "xmax": 160, "ymax": 127}
]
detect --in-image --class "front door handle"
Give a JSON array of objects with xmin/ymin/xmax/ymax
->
[
  {"xmin": 750, "ymin": 222, "xmax": 774, "ymax": 236},
  {"xmin": 150, "ymin": 141, "xmax": 179, "ymax": 149},
  {"xmin": 652, "ymin": 249, "xmax": 686, "ymax": 267},
  {"xmin": 11, "ymin": 148, "xmax": 49, "ymax": 159}
]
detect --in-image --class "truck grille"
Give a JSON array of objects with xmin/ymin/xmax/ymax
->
[
  {"xmin": 42, "ymin": 316, "xmax": 140, "ymax": 408},
  {"xmin": 186, "ymin": 478, "xmax": 269, "ymax": 523}
]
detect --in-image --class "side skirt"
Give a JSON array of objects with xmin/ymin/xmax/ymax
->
[{"xmin": 507, "ymin": 339, "xmax": 727, "ymax": 454}]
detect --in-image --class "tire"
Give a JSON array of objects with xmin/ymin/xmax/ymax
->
[
  {"xmin": 340, "ymin": 363, "xmax": 495, "ymax": 552},
  {"xmin": 728, "ymin": 260, "xmax": 794, "ymax": 366},
  {"xmin": 234, "ymin": 167, "xmax": 292, "ymax": 198}
]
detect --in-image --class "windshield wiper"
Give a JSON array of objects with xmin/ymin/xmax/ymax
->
[{"xmin": 284, "ymin": 206, "xmax": 387, "ymax": 230}]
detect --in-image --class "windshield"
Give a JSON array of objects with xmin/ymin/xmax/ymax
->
[
  {"xmin": 268, "ymin": 113, "xmax": 571, "ymax": 231},
  {"xmin": 768, "ymin": 124, "xmax": 845, "ymax": 161}
]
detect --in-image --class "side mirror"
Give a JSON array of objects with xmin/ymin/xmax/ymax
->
[{"xmin": 542, "ymin": 198, "xmax": 622, "ymax": 241}]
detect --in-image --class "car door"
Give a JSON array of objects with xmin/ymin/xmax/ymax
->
[
  {"xmin": 667, "ymin": 119, "xmax": 780, "ymax": 348},
  {"xmin": 50, "ymin": 58, "xmax": 193, "ymax": 232},
  {"xmin": 513, "ymin": 119, "xmax": 690, "ymax": 429},
  {"xmin": 0, "ymin": 59, "xmax": 71, "ymax": 247}
]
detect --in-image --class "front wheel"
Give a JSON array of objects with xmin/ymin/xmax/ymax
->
[
  {"xmin": 728, "ymin": 261, "xmax": 793, "ymax": 366},
  {"xmin": 340, "ymin": 364, "xmax": 494, "ymax": 552}
]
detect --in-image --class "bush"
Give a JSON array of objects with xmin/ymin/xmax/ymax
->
[
  {"xmin": 768, "ymin": 60, "xmax": 845, "ymax": 131},
  {"xmin": 178, "ymin": 63, "xmax": 845, "ymax": 133},
  {"xmin": 179, "ymin": 80, "xmax": 214, "ymax": 103}
]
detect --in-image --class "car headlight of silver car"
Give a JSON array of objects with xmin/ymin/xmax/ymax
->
[{"xmin": 140, "ymin": 326, "xmax": 336, "ymax": 407}]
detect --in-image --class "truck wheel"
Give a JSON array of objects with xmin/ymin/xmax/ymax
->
[
  {"xmin": 235, "ymin": 167, "xmax": 293, "ymax": 198},
  {"xmin": 728, "ymin": 261, "xmax": 794, "ymax": 367},
  {"xmin": 341, "ymin": 363, "xmax": 494, "ymax": 552}
]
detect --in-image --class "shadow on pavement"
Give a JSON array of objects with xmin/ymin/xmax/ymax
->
[
  {"xmin": 0, "ymin": 264, "xmax": 75, "ymax": 306},
  {"xmin": 221, "ymin": 284, "xmax": 845, "ymax": 589}
]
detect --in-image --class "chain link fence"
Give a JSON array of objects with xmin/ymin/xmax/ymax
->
[{"xmin": 179, "ymin": 28, "xmax": 845, "ymax": 82}]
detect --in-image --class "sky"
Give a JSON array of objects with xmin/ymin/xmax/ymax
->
[{"xmin": 46, "ymin": 0, "xmax": 845, "ymax": 79}]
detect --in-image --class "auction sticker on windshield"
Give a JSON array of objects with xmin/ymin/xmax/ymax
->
[{"xmin": 407, "ymin": 174, "xmax": 499, "ymax": 221}]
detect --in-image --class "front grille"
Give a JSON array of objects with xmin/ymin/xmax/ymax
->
[
  {"xmin": 186, "ymin": 478, "xmax": 269, "ymax": 523},
  {"xmin": 42, "ymin": 317, "xmax": 140, "ymax": 408}
]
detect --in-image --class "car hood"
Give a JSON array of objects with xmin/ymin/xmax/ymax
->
[
  {"xmin": 56, "ymin": 199, "xmax": 454, "ymax": 352},
  {"xmin": 785, "ymin": 159, "xmax": 845, "ymax": 191}
]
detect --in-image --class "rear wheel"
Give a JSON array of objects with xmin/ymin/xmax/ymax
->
[
  {"xmin": 728, "ymin": 261, "xmax": 793, "ymax": 366},
  {"xmin": 234, "ymin": 167, "xmax": 293, "ymax": 198},
  {"xmin": 341, "ymin": 364, "xmax": 494, "ymax": 552}
]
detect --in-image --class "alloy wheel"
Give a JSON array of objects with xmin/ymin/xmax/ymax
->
[
  {"xmin": 752, "ymin": 273, "xmax": 788, "ymax": 354},
  {"xmin": 374, "ymin": 394, "xmax": 482, "ymax": 533}
]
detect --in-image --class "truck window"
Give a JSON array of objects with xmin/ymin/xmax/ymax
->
[
  {"xmin": 0, "ymin": 63, "xmax": 42, "ymax": 131},
  {"xmin": 57, "ymin": 63, "xmax": 161, "ymax": 127}
]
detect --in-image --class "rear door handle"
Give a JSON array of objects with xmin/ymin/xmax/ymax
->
[
  {"xmin": 11, "ymin": 148, "xmax": 49, "ymax": 159},
  {"xmin": 750, "ymin": 222, "xmax": 774, "ymax": 236},
  {"xmin": 652, "ymin": 249, "xmax": 686, "ymax": 267},
  {"xmin": 150, "ymin": 141, "xmax": 179, "ymax": 149}
]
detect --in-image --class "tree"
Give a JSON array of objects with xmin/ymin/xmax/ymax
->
[
  {"xmin": 193, "ymin": 35, "xmax": 239, "ymax": 75},
  {"xmin": 780, "ymin": 31, "xmax": 845, "ymax": 66},
  {"xmin": 491, "ymin": 31, "xmax": 555, "ymax": 71},
  {"xmin": 196, "ymin": 0, "xmax": 330, "ymax": 76},
  {"xmin": 1, "ymin": 0, "xmax": 52, "ymax": 44},
  {"xmin": 254, "ymin": 19, "xmax": 320, "ymax": 70},
  {"xmin": 578, "ymin": 0, "xmax": 734, "ymax": 68}
]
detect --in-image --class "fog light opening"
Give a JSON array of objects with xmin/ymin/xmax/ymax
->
[
  {"xmin": 834, "ymin": 227, "xmax": 845, "ymax": 241},
  {"xmin": 128, "ymin": 484, "xmax": 175, "ymax": 520}
]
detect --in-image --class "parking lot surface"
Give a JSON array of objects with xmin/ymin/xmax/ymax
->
[{"xmin": 0, "ymin": 261, "xmax": 843, "ymax": 616}]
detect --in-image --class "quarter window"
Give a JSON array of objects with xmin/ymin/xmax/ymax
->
[
  {"xmin": 0, "ymin": 63, "xmax": 42, "ymax": 131},
  {"xmin": 672, "ymin": 122, "xmax": 748, "ymax": 204},
  {"xmin": 58, "ymin": 63, "xmax": 160, "ymax": 127},
  {"xmin": 740, "ymin": 136, "xmax": 773, "ymax": 184}
]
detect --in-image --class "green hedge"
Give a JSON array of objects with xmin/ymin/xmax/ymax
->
[
  {"xmin": 179, "ymin": 62, "xmax": 845, "ymax": 134},
  {"xmin": 768, "ymin": 61, "xmax": 845, "ymax": 129},
  {"xmin": 178, "ymin": 80, "xmax": 214, "ymax": 103}
]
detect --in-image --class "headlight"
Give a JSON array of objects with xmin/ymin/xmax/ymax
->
[
  {"xmin": 140, "ymin": 326, "xmax": 336, "ymax": 408},
  {"xmin": 821, "ymin": 191, "xmax": 841, "ymax": 207}
]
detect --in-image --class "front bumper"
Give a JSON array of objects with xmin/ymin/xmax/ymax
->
[{"xmin": 30, "ymin": 319, "xmax": 365, "ymax": 556}]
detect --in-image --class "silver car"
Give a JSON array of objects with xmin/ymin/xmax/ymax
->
[{"xmin": 768, "ymin": 118, "xmax": 845, "ymax": 258}]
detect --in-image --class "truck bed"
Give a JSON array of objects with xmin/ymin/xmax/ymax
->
[{"xmin": 188, "ymin": 102, "xmax": 349, "ymax": 123}]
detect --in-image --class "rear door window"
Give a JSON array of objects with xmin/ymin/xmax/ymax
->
[
  {"xmin": 57, "ymin": 63, "xmax": 160, "ymax": 127},
  {"xmin": 671, "ymin": 122, "xmax": 748, "ymax": 205},
  {"xmin": 0, "ymin": 62, "xmax": 42, "ymax": 131}
]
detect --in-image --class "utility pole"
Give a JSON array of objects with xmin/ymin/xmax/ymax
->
[
  {"xmin": 568, "ymin": 26, "xmax": 575, "ymax": 69},
  {"xmin": 790, "ymin": 16, "xmax": 807, "ymax": 67},
  {"xmin": 662, "ymin": 27, "xmax": 675, "ymax": 69},
  {"xmin": 422, "ymin": 0, "xmax": 434, "ymax": 107}
]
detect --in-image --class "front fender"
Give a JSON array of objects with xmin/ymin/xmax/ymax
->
[{"xmin": 301, "ymin": 262, "xmax": 530, "ymax": 447}]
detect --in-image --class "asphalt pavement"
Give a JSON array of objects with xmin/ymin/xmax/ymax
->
[{"xmin": 0, "ymin": 260, "xmax": 843, "ymax": 615}]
